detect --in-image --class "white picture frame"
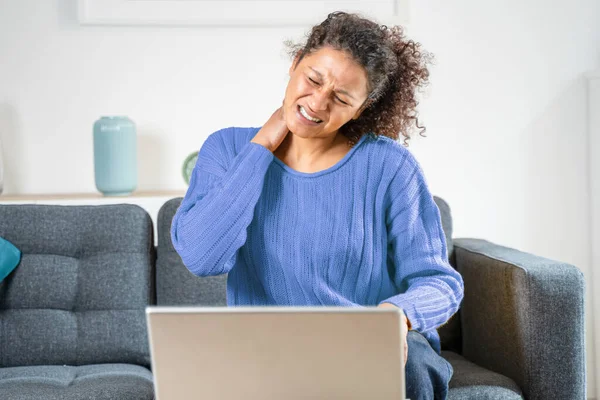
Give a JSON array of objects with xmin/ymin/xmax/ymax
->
[{"xmin": 77, "ymin": 0, "xmax": 410, "ymax": 27}]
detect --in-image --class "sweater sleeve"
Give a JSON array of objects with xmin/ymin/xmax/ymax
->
[
  {"xmin": 171, "ymin": 127, "xmax": 274, "ymax": 276},
  {"xmin": 379, "ymin": 153, "xmax": 464, "ymax": 333}
]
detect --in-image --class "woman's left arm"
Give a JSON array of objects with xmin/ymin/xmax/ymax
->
[{"xmin": 380, "ymin": 152, "xmax": 464, "ymax": 333}]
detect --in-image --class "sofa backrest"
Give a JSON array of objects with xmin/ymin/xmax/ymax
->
[
  {"xmin": 156, "ymin": 199, "xmax": 227, "ymax": 306},
  {"xmin": 432, "ymin": 196, "xmax": 462, "ymax": 353},
  {"xmin": 157, "ymin": 196, "xmax": 461, "ymax": 352},
  {"xmin": 0, "ymin": 204, "xmax": 155, "ymax": 368}
]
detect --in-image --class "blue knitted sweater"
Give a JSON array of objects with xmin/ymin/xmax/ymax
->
[{"xmin": 171, "ymin": 127, "xmax": 464, "ymax": 354}]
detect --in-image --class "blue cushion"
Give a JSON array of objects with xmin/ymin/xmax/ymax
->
[{"xmin": 0, "ymin": 237, "xmax": 21, "ymax": 281}]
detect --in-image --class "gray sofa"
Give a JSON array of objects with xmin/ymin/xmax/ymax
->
[
  {"xmin": 0, "ymin": 197, "xmax": 585, "ymax": 399},
  {"xmin": 0, "ymin": 204, "xmax": 155, "ymax": 400}
]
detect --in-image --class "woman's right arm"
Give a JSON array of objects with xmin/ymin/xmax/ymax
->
[{"xmin": 170, "ymin": 127, "xmax": 275, "ymax": 277}]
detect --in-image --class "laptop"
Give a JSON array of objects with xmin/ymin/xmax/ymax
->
[{"xmin": 146, "ymin": 306, "xmax": 407, "ymax": 400}]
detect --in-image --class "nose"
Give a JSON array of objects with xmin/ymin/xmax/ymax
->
[{"xmin": 308, "ymin": 88, "xmax": 329, "ymax": 111}]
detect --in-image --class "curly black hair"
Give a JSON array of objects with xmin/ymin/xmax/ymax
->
[{"xmin": 286, "ymin": 11, "xmax": 433, "ymax": 147}]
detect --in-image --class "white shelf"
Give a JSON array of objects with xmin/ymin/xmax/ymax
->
[{"xmin": 0, "ymin": 190, "xmax": 185, "ymax": 202}]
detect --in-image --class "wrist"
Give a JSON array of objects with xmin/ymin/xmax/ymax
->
[
  {"xmin": 250, "ymin": 139, "xmax": 274, "ymax": 152},
  {"xmin": 378, "ymin": 302, "xmax": 411, "ymax": 330}
]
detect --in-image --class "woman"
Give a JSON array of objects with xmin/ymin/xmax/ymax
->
[{"xmin": 171, "ymin": 11, "xmax": 464, "ymax": 400}]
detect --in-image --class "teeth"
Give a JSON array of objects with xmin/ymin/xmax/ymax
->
[{"xmin": 300, "ymin": 106, "xmax": 322, "ymax": 123}]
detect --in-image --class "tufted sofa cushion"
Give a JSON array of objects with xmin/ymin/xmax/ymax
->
[
  {"xmin": 0, "ymin": 363, "xmax": 153, "ymax": 400},
  {"xmin": 0, "ymin": 204, "xmax": 155, "ymax": 368}
]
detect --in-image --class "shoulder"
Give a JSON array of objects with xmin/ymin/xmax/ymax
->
[
  {"xmin": 366, "ymin": 134, "xmax": 432, "ymax": 208},
  {"xmin": 364, "ymin": 133, "xmax": 420, "ymax": 174}
]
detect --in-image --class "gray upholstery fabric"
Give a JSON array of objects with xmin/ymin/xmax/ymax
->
[
  {"xmin": 157, "ymin": 198, "xmax": 227, "ymax": 306},
  {"xmin": 443, "ymin": 351, "xmax": 523, "ymax": 399},
  {"xmin": 0, "ymin": 204, "xmax": 155, "ymax": 368},
  {"xmin": 0, "ymin": 363, "xmax": 153, "ymax": 400},
  {"xmin": 448, "ymin": 386, "xmax": 523, "ymax": 400},
  {"xmin": 433, "ymin": 196, "xmax": 453, "ymax": 257},
  {"xmin": 453, "ymin": 238, "xmax": 586, "ymax": 400},
  {"xmin": 432, "ymin": 196, "xmax": 462, "ymax": 354}
]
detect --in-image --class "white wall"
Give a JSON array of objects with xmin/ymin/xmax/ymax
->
[
  {"xmin": 409, "ymin": 3, "xmax": 599, "ymax": 398},
  {"xmin": 1, "ymin": 0, "xmax": 599, "ymax": 396}
]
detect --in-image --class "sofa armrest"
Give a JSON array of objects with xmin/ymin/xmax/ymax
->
[{"xmin": 453, "ymin": 238, "xmax": 585, "ymax": 400}]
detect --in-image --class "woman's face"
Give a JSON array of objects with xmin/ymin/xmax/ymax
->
[{"xmin": 283, "ymin": 46, "xmax": 370, "ymax": 138}]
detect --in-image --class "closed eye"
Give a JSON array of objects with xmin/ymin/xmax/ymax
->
[
  {"xmin": 335, "ymin": 96, "xmax": 349, "ymax": 106},
  {"xmin": 307, "ymin": 75, "xmax": 350, "ymax": 105}
]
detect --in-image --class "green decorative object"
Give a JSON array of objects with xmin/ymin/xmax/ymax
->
[{"xmin": 182, "ymin": 151, "xmax": 198, "ymax": 185}]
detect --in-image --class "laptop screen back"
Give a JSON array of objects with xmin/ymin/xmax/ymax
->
[{"xmin": 146, "ymin": 306, "xmax": 406, "ymax": 400}]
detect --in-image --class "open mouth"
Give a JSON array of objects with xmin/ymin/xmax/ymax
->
[{"xmin": 298, "ymin": 105, "xmax": 323, "ymax": 124}]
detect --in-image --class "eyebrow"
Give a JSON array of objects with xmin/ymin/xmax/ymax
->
[{"xmin": 309, "ymin": 67, "xmax": 356, "ymax": 101}]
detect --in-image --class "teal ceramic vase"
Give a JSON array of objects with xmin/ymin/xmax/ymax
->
[{"xmin": 93, "ymin": 116, "xmax": 137, "ymax": 196}]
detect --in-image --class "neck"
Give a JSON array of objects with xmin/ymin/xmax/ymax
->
[{"xmin": 279, "ymin": 131, "xmax": 345, "ymax": 163}]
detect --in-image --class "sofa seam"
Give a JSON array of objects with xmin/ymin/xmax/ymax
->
[
  {"xmin": 22, "ymin": 251, "xmax": 154, "ymax": 258},
  {"xmin": 525, "ymin": 262, "xmax": 532, "ymax": 399}
]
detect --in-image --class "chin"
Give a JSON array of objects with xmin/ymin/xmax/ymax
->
[
  {"xmin": 287, "ymin": 116, "xmax": 327, "ymax": 137},
  {"xmin": 288, "ymin": 125, "xmax": 308, "ymax": 137},
  {"xmin": 289, "ymin": 125, "xmax": 319, "ymax": 138},
  {"xmin": 285, "ymin": 118, "xmax": 308, "ymax": 137}
]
